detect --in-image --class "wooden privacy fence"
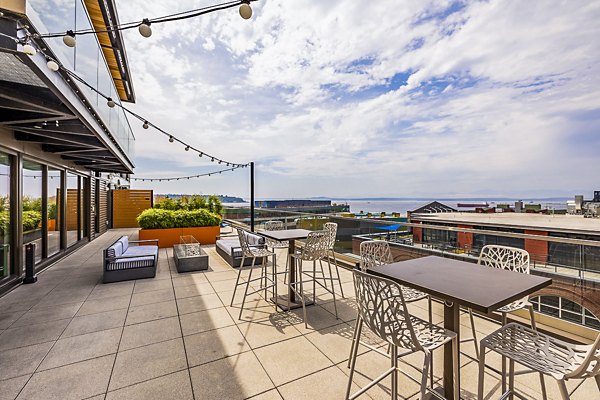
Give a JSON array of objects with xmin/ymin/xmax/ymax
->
[{"xmin": 111, "ymin": 189, "xmax": 153, "ymax": 228}]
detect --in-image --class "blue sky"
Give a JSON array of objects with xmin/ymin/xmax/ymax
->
[{"xmin": 111, "ymin": 0, "xmax": 600, "ymax": 199}]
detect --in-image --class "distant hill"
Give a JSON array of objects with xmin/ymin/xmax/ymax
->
[{"xmin": 156, "ymin": 194, "xmax": 245, "ymax": 203}]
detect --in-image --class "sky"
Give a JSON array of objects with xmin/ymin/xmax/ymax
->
[{"xmin": 112, "ymin": 0, "xmax": 600, "ymax": 200}]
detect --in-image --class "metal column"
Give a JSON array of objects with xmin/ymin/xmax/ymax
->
[{"xmin": 250, "ymin": 162, "xmax": 255, "ymax": 232}]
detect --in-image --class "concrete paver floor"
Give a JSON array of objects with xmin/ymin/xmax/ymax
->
[{"xmin": 0, "ymin": 228, "xmax": 598, "ymax": 400}]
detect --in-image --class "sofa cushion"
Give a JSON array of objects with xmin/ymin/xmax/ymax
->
[
  {"xmin": 216, "ymin": 239, "xmax": 242, "ymax": 258},
  {"xmin": 242, "ymin": 231, "xmax": 265, "ymax": 246},
  {"xmin": 124, "ymin": 245, "xmax": 159, "ymax": 257},
  {"xmin": 107, "ymin": 243, "xmax": 123, "ymax": 258},
  {"xmin": 106, "ymin": 256, "xmax": 155, "ymax": 271},
  {"xmin": 118, "ymin": 236, "xmax": 129, "ymax": 252}
]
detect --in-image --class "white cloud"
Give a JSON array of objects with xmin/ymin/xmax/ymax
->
[{"xmin": 114, "ymin": 0, "xmax": 600, "ymax": 198}]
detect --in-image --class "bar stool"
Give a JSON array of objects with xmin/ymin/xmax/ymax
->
[
  {"xmin": 346, "ymin": 269, "xmax": 459, "ymax": 400},
  {"xmin": 466, "ymin": 245, "xmax": 539, "ymax": 395},
  {"xmin": 263, "ymin": 220, "xmax": 289, "ymax": 280},
  {"xmin": 349, "ymin": 240, "xmax": 434, "ymax": 383},
  {"xmin": 230, "ymin": 228, "xmax": 277, "ymax": 320},
  {"xmin": 478, "ymin": 322, "xmax": 600, "ymax": 400},
  {"xmin": 289, "ymin": 230, "xmax": 338, "ymax": 327},
  {"xmin": 323, "ymin": 222, "xmax": 345, "ymax": 297}
]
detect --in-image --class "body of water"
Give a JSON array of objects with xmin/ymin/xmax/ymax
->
[{"xmin": 225, "ymin": 199, "xmax": 569, "ymax": 216}]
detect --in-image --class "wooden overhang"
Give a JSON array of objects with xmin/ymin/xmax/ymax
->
[{"xmin": 83, "ymin": 0, "xmax": 135, "ymax": 102}]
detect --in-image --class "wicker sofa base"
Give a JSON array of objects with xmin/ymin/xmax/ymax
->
[
  {"xmin": 215, "ymin": 240, "xmax": 264, "ymax": 268},
  {"xmin": 103, "ymin": 266, "xmax": 156, "ymax": 283}
]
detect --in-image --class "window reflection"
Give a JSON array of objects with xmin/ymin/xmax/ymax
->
[
  {"xmin": 66, "ymin": 173, "xmax": 79, "ymax": 247},
  {"xmin": 22, "ymin": 160, "xmax": 43, "ymax": 267},
  {"xmin": 48, "ymin": 167, "xmax": 61, "ymax": 256},
  {"xmin": 0, "ymin": 152, "xmax": 10, "ymax": 280}
]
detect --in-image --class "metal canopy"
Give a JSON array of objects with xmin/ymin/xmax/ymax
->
[{"xmin": 0, "ymin": 52, "xmax": 131, "ymax": 173}]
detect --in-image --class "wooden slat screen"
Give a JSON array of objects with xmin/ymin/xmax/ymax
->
[
  {"xmin": 89, "ymin": 178, "xmax": 96, "ymax": 240},
  {"xmin": 111, "ymin": 189, "xmax": 153, "ymax": 228},
  {"xmin": 65, "ymin": 189, "xmax": 80, "ymax": 231},
  {"xmin": 98, "ymin": 180, "xmax": 108, "ymax": 234}
]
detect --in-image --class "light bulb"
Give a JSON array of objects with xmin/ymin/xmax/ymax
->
[
  {"xmin": 22, "ymin": 44, "xmax": 36, "ymax": 55},
  {"xmin": 239, "ymin": 3, "xmax": 252, "ymax": 19},
  {"xmin": 46, "ymin": 60, "xmax": 59, "ymax": 71},
  {"xmin": 169, "ymin": 136, "xmax": 174, "ymax": 143},
  {"xmin": 185, "ymin": 146, "xmax": 190, "ymax": 151},
  {"xmin": 106, "ymin": 97, "xmax": 115, "ymax": 108},
  {"xmin": 139, "ymin": 19, "xmax": 152, "ymax": 38},
  {"xmin": 198, "ymin": 153, "xmax": 202, "ymax": 157},
  {"xmin": 143, "ymin": 121, "xmax": 149, "ymax": 129},
  {"xmin": 63, "ymin": 31, "xmax": 76, "ymax": 47}
]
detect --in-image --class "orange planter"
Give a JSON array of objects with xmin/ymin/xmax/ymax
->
[
  {"xmin": 138, "ymin": 226, "xmax": 220, "ymax": 248},
  {"xmin": 48, "ymin": 219, "xmax": 56, "ymax": 231}
]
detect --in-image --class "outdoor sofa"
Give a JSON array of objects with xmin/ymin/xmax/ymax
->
[
  {"xmin": 215, "ymin": 231, "xmax": 265, "ymax": 268},
  {"xmin": 103, "ymin": 236, "xmax": 159, "ymax": 283}
]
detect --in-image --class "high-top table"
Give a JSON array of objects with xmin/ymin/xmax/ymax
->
[
  {"xmin": 369, "ymin": 256, "xmax": 552, "ymax": 400},
  {"xmin": 258, "ymin": 229, "xmax": 312, "ymax": 310}
]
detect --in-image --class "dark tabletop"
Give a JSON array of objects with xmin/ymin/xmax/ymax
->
[
  {"xmin": 258, "ymin": 229, "xmax": 312, "ymax": 241},
  {"xmin": 369, "ymin": 256, "xmax": 552, "ymax": 314}
]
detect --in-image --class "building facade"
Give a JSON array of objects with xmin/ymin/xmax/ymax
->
[
  {"xmin": 0, "ymin": 0, "xmax": 135, "ymax": 294},
  {"xmin": 409, "ymin": 212, "xmax": 600, "ymax": 331}
]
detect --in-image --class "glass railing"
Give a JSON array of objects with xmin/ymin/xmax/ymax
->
[
  {"xmin": 27, "ymin": 0, "xmax": 135, "ymax": 161},
  {"xmin": 223, "ymin": 206, "xmax": 600, "ymax": 332}
]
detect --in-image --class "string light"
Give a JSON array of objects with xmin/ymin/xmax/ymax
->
[
  {"xmin": 37, "ymin": 0, "xmax": 257, "ymax": 48},
  {"xmin": 63, "ymin": 30, "xmax": 76, "ymax": 47},
  {"xmin": 138, "ymin": 19, "xmax": 152, "ymax": 38},
  {"xmin": 22, "ymin": 43, "xmax": 35, "ymax": 55},
  {"xmin": 130, "ymin": 165, "xmax": 245, "ymax": 182},
  {"xmin": 169, "ymin": 136, "xmax": 174, "ymax": 143},
  {"xmin": 239, "ymin": 1, "xmax": 253, "ymax": 19},
  {"xmin": 185, "ymin": 145, "xmax": 190, "ymax": 151},
  {"xmin": 106, "ymin": 97, "xmax": 115, "ymax": 108},
  {"xmin": 143, "ymin": 121, "xmax": 149, "ymax": 129},
  {"xmin": 46, "ymin": 59, "xmax": 59, "ymax": 71}
]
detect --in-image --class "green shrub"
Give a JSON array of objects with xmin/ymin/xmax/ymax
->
[
  {"xmin": 206, "ymin": 195, "xmax": 223, "ymax": 215},
  {"xmin": 137, "ymin": 208, "xmax": 221, "ymax": 229},
  {"xmin": 154, "ymin": 197, "xmax": 179, "ymax": 211},
  {"xmin": 22, "ymin": 196, "xmax": 42, "ymax": 212},
  {"xmin": 0, "ymin": 210, "xmax": 43, "ymax": 235},
  {"xmin": 0, "ymin": 211, "xmax": 8, "ymax": 235},
  {"xmin": 47, "ymin": 202, "xmax": 57, "ymax": 220},
  {"xmin": 0, "ymin": 196, "xmax": 8, "ymax": 213},
  {"xmin": 153, "ymin": 195, "xmax": 222, "ymax": 214},
  {"xmin": 22, "ymin": 211, "xmax": 42, "ymax": 231}
]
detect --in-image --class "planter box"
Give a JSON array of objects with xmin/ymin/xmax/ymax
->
[{"xmin": 138, "ymin": 226, "xmax": 220, "ymax": 248}]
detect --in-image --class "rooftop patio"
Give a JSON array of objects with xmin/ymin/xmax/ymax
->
[{"xmin": 0, "ymin": 229, "xmax": 597, "ymax": 400}]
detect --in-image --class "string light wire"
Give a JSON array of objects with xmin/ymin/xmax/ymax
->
[
  {"xmin": 35, "ymin": 0, "xmax": 256, "ymax": 39},
  {"xmin": 130, "ymin": 166, "xmax": 241, "ymax": 182},
  {"xmin": 4, "ymin": 3, "xmax": 253, "ymax": 175}
]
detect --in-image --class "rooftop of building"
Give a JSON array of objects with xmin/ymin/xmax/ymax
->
[
  {"xmin": 411, "ymin": 212, "xmax": 600, "ymax": 236},
  {"xmin": 0, "ymin": 228, "xmax": 597, "ymax": 400}
]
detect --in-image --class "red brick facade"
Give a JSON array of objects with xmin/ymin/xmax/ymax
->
[
  {"xmin": 524, "ymin": 229, "xmax": 549, "ymax": 264},
  {"xmin": 457, "ymin": 224, "xmax": 473, "ymax": 252}
]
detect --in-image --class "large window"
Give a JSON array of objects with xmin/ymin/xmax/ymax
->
[
  {"xmin": 22, "ymin": 160, "xmax": 43, "ymax": 267},
  {"xmin": 66, "ymin": 173, "xmax": 79, "ymax": 247},
  {"xmin": 473, "ymin": 227, "xmax": 525, "ymax": 254},
  {"xmin": 47, "ymin": 167, "xmax": 61, "ymax": 256},
  {"xmin": 0, "ymin": 152, "xmax": 11, "ymax": 280},
  {"xmin": 531, "ymin": 296, "xmax": 600, "ymax": 330}
]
